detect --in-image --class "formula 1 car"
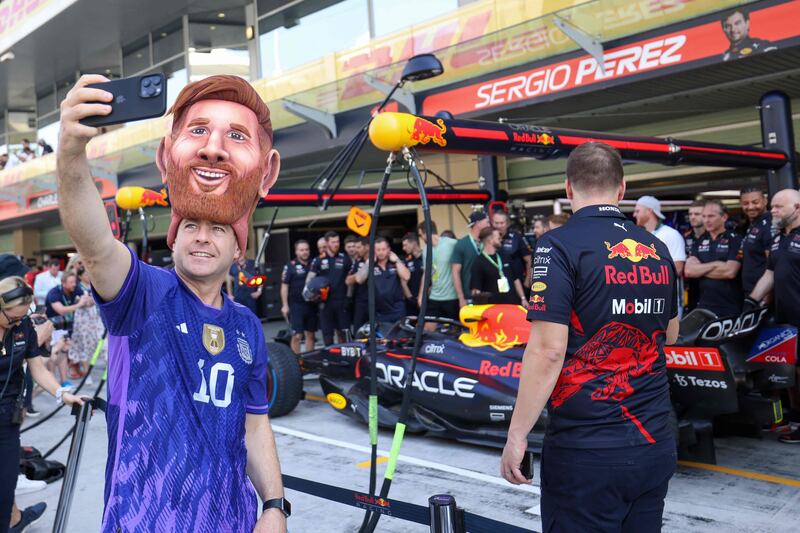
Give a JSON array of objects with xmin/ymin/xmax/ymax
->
[{"xmin": 267, "ymin": 303, "xmax": 796, "ymax": 463}]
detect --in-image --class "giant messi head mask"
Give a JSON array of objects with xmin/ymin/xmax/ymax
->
[{"xmin": 156, "ymin": 75, "xmax": 280, "ymax": 253}]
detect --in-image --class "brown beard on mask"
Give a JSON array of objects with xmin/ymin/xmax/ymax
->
[{"xmin": 165, "ymin": 156, "xmax": 263, "ymax": 225}]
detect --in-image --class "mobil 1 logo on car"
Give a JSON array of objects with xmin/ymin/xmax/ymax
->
[{"xmin": 665, "ymin": 346, "xmax": 738, "ymax": 414}]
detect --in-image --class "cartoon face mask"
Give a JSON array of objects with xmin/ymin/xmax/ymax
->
[{"xmin": 157, "ymin": 75, "xmax": 280, "ymax": 252}]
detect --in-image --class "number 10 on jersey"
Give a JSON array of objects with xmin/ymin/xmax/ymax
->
[{"xmin": 193, "ymin": 359, "xmax": 235, "ymax": 408}]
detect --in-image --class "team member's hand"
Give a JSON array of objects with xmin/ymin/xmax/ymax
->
[
  {"xmin": 389, "ymin": 252, "xmax": 399, "ymax": 263},
  {"xmin": 253, "ymin": 509, "xmax": 286, "ymax": 533},
  {"xmin": 686, "ymin": 256, "xmax": 700, "ymax": 266},
  {"xmin": 500, "ymin": 432, "xmax": 532, "ymax": 485},
  {"xmin": 59, "ymin": 74, "xmax": 113, "ymax": 159},
  {"xmin": 458, "ymin": 297, "xmax": 468, "ymax": 309},
  {"xmin": 281, "ymin": 305, "xmax": 289, "ymax": 321},
  {"xmin": 61, "ymin": 392, "xmax": 86, "ymax": 407},
  {"xmin": 520, "ymin": 297, "xmax": 528, "ymax": 308},
  {"xmin": 251, "ymin": 288, "xmax": 263, "ymax": 300}
]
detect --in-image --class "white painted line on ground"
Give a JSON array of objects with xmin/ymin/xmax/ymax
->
[
  {"xmin": 524, "ymin": 505, "xmax": 541, "ymax": 516},
  {"xmin": 273, "ymin": 424, "xmax": 541, "ymax": 495}
]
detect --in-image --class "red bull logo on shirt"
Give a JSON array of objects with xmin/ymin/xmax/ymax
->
[
  {"xmin": 409, "ymin": 117, "xmax": 447, "ymax": 147},
  {"xmin": 604, "ymin": 239, "xmax": 660, "ymax": 262}
]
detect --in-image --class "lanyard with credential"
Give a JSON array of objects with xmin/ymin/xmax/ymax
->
[
  {"xmin": 470, "ymin": 238, "xmax": 481, "ymax": 255},
  {"xmin": 482, "ymin": 252, "xmax": 504, "ymax": 277}
]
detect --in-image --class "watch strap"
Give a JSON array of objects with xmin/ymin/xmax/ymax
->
[{"xmin": 262, "ymin": 497, "xmax": 291, "ymax": 518}]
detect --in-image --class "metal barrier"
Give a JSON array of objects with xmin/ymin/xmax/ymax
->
[{"xmin": 283, "ymin": 474, "xmax": 535, "ymax": 533}]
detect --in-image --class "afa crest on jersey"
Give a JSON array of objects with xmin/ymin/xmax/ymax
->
[{"xmin": 237, "ymin": 337, "xmax": 253, "ymax": 364}]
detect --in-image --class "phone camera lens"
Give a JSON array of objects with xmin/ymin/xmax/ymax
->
[{"xmin": 143, "ymin": 78, "xmax": 152, "ymax": 88}]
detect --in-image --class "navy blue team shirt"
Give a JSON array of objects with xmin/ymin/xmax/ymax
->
[
  {"xmin": 767, "ymin": 226, "xmax": 800, "ymax": 328},
  {"xmin": 310, "ymin": 252, "xmax": 352, "ymax": 301},
  {"xmin": 740, "ymin": 212, "xmax": 773, "ymax": 293},
  {"xmin": 527, "ymin": 204, "xmax": 678, "ymax": 449},
  {"xmin": 690, "ymin": 230, "xmax": 743, "ymax": 317},
  {"xmin": 281, "ymin": 259, "xmax": 311, "ymax": 303}
]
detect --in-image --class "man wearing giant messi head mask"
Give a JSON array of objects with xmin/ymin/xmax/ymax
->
[{"xmin": 56, "ymin": 75, "xmax": 288, "ymax": 532}]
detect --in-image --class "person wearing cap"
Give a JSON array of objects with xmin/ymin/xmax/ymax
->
[
  {"xmin": 492, "ymin": 210, "xmax": 532, "ymax": 293},
  {"xmin": 684, "ymin": 200, "xmax": 706, "ymax": 311},
  {"xmin": 635, "ymin": 195, "xmax": 686, "ymax": 316},
  {"xmin": 57, "ymin": 75, "xmax": 288, "ymax": 531},
  {"xmin": 306, "ymin": 231, "xmax": 352, "ymax": 346},
  {"xmin": 281, "ymin": 240, "xmax": 317, "ymax": 354},
  {"xmin": 451, "ymin": 211, "xmax": 490, "ymax": 309},
  {"xmin": 470, "ymin": 227, "xmax": 526, "ymax": 306},
  {"xmin": 738, "ymin": 187, "xmax": 773, "ymax": 295},
  {"xmin": 685, "ymin": 199, "xmax": 744, "ymax": 317}
]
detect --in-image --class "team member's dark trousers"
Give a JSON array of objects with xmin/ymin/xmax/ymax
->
[
  {"xmin": 0, "ymin": 405, "xmax": 21, "ymax": 533},
  {"xmin": 540, "ymin": 439, "xmax": 676, "ymax": 533}
]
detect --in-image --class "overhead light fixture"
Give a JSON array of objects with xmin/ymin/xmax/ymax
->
[
  {"xmin": 245, "ymin": 25, "xmax": 255, "ymax": 40},
  {"xmin": 0, "ymin": 51, "xmax": 15, "ymax": 63},
  {"xmin": 105, "ymin": 68, "xmax": 112, "ymax": 74},
  {"xmin": 209, "ymin": 25, "xmax": 216, "ymax": 30},
  {"xmin": 161, "ymin": 32, "xmax": 167, "ymax": 37},
  {"xmin": 188, "ymin": 47, "xmax": 196, "ymax": 53},
  {"xmin": 217, "ymin": 12, "xmax": 225, "ymax": 18},
  {"xmin": 135, "ymin": 53, "xmax": 142, "ymax": 58}
]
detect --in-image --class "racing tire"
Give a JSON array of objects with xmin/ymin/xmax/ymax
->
[{"xmin": 266, "ymin": 342, "xmax": 303, "ymax": 417}]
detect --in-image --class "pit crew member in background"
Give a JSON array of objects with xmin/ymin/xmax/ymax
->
[
  {"xmin": 738, "ymin": 187, "xmax": 773, "ymax": 295},
  {"xmin": 281, "ymin": 240, "xmax": 317, "ymax": 354},
  {"xmin": 470, "ymin": 227, "xmax": 525, "ymax": 306},
  {"xmin": 685, "ymin": 199, "xmax": 744, "ymax": 317},
  {"xmin": 451, "ymin": 211, "xmax": 489, "ymax": 309},
  {"xmin": 306, "ymin": 231, "xmax": 351, "ymax": 345},
  {"xmin": 354, "ymin": 237, "xmax": 410, "ymax": 332},
  {"xmin": 226, "ymin": 254, "xmax": 262, "ymax": 316},
  {"xmin": 347, "ymin": 238, "xmax": 370, "ymax": 334},
  {"xmin": 492, "ymin": 210, "xmax": 532, "ymax": 292},
  {"xmin": 401, "ymin": 232, "xmax": 423, "ymax": 316},
  {"xmin": 501, "ymin": 142, "xmax": 680, "ymax": 532},
  {"xmin": 747, "ymin": 188, "xmax": 800, "ymax": 443},
  {"xmin": 418, "ymin": 222, "xmax": 459, "ymax": 329},
  {"xmin": 635, "ymin": 195, "xmax": 686, "ymax": 316},
  {"xmin": 684, "ymin": 200, "xmax": 706, "ymax": 311}
]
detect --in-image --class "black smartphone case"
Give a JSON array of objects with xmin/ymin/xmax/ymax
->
[{"xmin": 80, "ymin": 74, "xmax": 167, "ymax": 128}]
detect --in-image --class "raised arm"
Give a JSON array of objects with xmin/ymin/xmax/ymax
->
[{"xmin": 57, "ymin": 75, "xmax": 131, "ymax": 302}]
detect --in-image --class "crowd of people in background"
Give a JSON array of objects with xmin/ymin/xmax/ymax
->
[{"xmin": 0, "ymin": 139, "xmax": 53, "ymax": 171}]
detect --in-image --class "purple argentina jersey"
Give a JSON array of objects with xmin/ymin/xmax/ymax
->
[{"xmin": 95, "ymin": 248, "xmax": 269, "ymax": 532}]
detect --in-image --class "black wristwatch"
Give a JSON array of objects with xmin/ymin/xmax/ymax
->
[{"xmin": 262, "ymin": 497, "xmax": 291, "ymax": 518}]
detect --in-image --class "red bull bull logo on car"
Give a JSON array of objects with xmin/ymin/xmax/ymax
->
[
  {"xmin": 409, "ymin": 117, "xmax": 447, "ymax": 147},
  {"xmin": 605, "ymin": 239, "xmax": 660, "ymax": 262},
  {"xmin": 458, "ymin": 304, "xmax": 529, "ymax": 352}
]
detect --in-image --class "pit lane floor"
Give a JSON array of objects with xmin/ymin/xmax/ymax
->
[{"xmin": 16, "ymin": 322, "xmax": 800, "ymax": 532}]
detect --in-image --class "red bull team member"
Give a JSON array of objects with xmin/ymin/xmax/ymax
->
[
  {"xmin": 685, "ymin": 199, "xmax": 744, "ymax": 317},
  {"xmin": 281, "ymin": 240, "xmax": 317, "ymax": 354},
  {"xmin": 354, "ymin": 237, "xmax": 410, "ymax": 332},
  {"xmin": 306, "ymin": 231, "xmax": 352, "ymax": 345},
  {"xmin": 492, "ymin": 210, "xmax": 532, "ymax": 290},
  {"xmin": 738, "ymin": 187, "xmax": 773, "ymax": 294},
  {"xmin": 501, "ymin": 142, "xmax": 680, "ymax": 533},
  {"xmin": 347, "ymin": 239, "xmax": 370, "ymax": 333},
  {"xmin": 748, "ymin": 188, "xmax": 800, "ymax": 443},
  {"xmin": 470, "ymin": 227, "xmax": 526, "ymax": 306},
  {"xmin": 684, "ymin": 200, "xmax": 706, "ymax": 311},
  {"xmin": 401, "ymin": 233, "xmax": 423, "ymax": 316},
  {"xmin": 451, "ymin": 211, "xmax": 490, "ymax": 309}
]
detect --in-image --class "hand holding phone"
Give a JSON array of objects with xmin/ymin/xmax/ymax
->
[{"xmin": 79, "ymin": 74, "xmax": 167, "ymax": 128}]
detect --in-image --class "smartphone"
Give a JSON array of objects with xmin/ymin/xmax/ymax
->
[
  {"xmin": 80, "ymin": 74, "xmax": 167, "ymax": 128},
  {"xmin": 520, "ymin": 450, "xmax": 534, "ymax": 480}
]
